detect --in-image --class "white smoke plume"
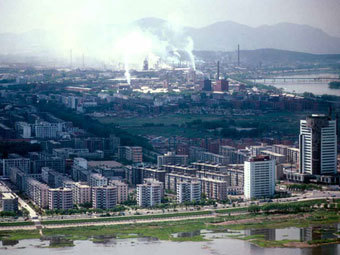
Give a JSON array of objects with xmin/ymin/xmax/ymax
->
[
  {"xmin": 124, "ymin": 56, "xmax": 131, "ymax": 84},
  {"xmin": 1, "ymin": 18, "xmax": 198, "ymax": 71},
  {"xmin": 185, "ymin": 37, "xmax": 196, "ymax": 70}
]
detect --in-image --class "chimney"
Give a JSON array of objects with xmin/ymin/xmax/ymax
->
[
  {"xmin": 217, "ymin": 61, "xmax": 220, "ymax": 80},
  {"xmin": 237, "ymin": 44, "xmax": 240, "ymax": 66}
]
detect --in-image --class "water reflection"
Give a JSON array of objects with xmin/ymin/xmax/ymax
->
[
  {"xmin": 301, "ymin": 245, "xmax": 339, "ymax": 255},
  {"xmin": 1, "ymin": 225, "xmax": 340, "ymax": 255},
  {"xmin": 172, "ymin": 230, "xmax": 201, "ymax": 238},
  {"xmin": 41, "ymin": 236, "xmax": 74, "ymax": 247},
  {"xmin": 1, "ymin": 240, "xmax": 19, "ymax": 246},
  {"xmin": 245, "ymin": 229, "xmax": 276, "ymax": 241}
]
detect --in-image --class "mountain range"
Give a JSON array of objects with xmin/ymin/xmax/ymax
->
[
  {"xmin": 137, "ymin": 17, "xmax": 340, "ymax": 54},
  {"xmin": 0, "ymin": 17, "xmax": 340, "ymax": 59}
]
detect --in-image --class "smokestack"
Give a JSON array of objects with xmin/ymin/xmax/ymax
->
[
  {"xmin": 237, "ymin": 44, "xmax": 240, "ymax": 66},
  {"xmin": 336, "ymin": 113, "xmax": 339, "ymax": 136},
  {"xmin": 82, "ymin": 53, "xmax": 85, "ymax": 68},
  {"xmin": 217, "ymin": 61, "xmax": 220, "ymax": 80},
  {"xmin": 70, "ymin": 49, "xmax": 73, "ymax": 69},
  {"xmin": 328, "ymin": 105, "xmax": 332, "ymax": 119}
]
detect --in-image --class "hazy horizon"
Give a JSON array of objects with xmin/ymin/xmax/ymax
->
[{"xmin": 0, "ymin": 0, "xmax": 340, "ymax": 37}]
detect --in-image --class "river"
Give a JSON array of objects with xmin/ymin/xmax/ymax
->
[
  {"xmin": 252, "ymin": 73, "xmax": 340, "ymax": 96},
  {"xmin": 1, "ymin": 225, "xmax": 339, "ymax": 255}
]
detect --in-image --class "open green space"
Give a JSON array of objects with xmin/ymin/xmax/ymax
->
[
  {"xmin": 1, "ymin": 199, "xmax": 339, "ymax": 248},
  {"xmin": 0, "ymin": 229, "xmax": 40, "ymax": 241},
  {"xmin": 97, "ymin": 110, "xmax": 307, "ymax": 139},
  {"xmin": 0, "ymin": 221, "xmax": 34, "ymax": 227},
  {"xmin": 41, "ymin": 210, "xmax": 213, "ymax": 225}
]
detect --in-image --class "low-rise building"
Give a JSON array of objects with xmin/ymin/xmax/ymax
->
[
  {"xmin": 1, "ymin": 193, "xmax": 18, "ymax": 212},
  {"xmin": 157, "ymin": 151, "xmax": 188, "ymax": 167}
]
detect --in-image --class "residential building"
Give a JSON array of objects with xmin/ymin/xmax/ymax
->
[
  {"xmin": 26, "ymin": 178, "xmax": 49, "ymax": 208},
  {"xmin": 136, "ymin": 179, "xmax": 163, "ymax": 207},
  {"xmin": 92, "ymin": 186, "xmax": 117, "ymax": 209},
  {"xmin": 15, "ymin": 121, "xmax": 31, "ymax": 138},
  {"xmin": 1, "ymin": 158, "xmax": 30, "ymax": 177},
  {"xmin": 119, "ymin": 146, "xmax": 143, "ymax": 163},
  {"xmin": 90, "ymin": 173, "xmax": 108, "ymax": 187},
  {"xmin": 177, "ymin": 181, "xmax": 201, "ymax": 203},
  {"xmin": 109, "ymin": 180, "xmax": 128, "ymax": 204},
  {"xmin": 244, "ymin": 156, "xmax": 275, "ymax": 199},
  {"xmin": 1, "ymin": 193, "xmax": 18, "ymax": 212},
  {"xmin": 157, "ymin": 151, "xmax": 188, "ymax": 167},
  {"xmin": 34, "ymin": 122, "xmax": 59, "ymax": 139},
  {"xmin": 48, "ymin": 188, "xmax": 73, "ymax": 210},
  {"xmin": 73, "ymin": 182, "xmax": 91, "ymax": 205}
]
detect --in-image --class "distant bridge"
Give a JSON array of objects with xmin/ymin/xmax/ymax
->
[{"xmin": 246, "ymin": 77, "xmax": 340, "ymax": 84}]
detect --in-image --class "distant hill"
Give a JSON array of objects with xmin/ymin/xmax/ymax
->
[
  {"xmin": 194, "ymin": 48, "xmax": 340, "ymax": 67},
  {"xmin": 1, "ymin": 17, "xmax": 340, "ymax": 62},
  {"xmin": 136, "ymin": 18, "xmax": 340, "ymax": 54}
]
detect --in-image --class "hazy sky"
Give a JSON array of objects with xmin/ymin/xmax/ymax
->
[{"xmin": 1, "ymin": 0, "xmax": 340, "ymax": 37}]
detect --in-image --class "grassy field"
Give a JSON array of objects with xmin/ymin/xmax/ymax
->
[
  {"xmin": 98, "ymin": 114, "xmax": 222, "ymax": 138},
  {"xmin": 0, "ymin": 221, "xmax": 34, "ymax": 227},
  {"xmin": 218, "ymin": 210, "xmax": 340, "ymax": 231},
  {"xmin": 0, "ymin": 229, "xmax": 40, "ymax": 241},
  {"xmin": 41, "ymin": 210, "xmax": 213, "ymax": 225},
  {"xmin": 97, "ymin": 111, "xmax": 306, "ymax": 138},
  {"xmin": 1, "ymin": 208, "xmax": 340, "ymax": 248},
  {"xmin": 98, "ymin": 114, "xmax": 222, "ymax": 126}
]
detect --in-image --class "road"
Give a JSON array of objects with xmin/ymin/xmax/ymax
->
[{"xmin": 0, "ymin": 180, "xmax": 39, "ymax": 223}]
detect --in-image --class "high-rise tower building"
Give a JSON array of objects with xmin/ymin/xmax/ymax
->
[{"xmin": 299, "ymin": 114, "xmax": 337, "ymax": 175}]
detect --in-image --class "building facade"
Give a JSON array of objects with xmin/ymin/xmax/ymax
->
[
  {"xmin": 244, "ymin": 156, "xmax": 275, "ymax": 199},
  {"xmin": 92, "ymin": 186, "xmax": 117, "ymax": 209},
  {"xmin": 299, "ymin": 114, "xmax": 337, "ymax": 175},
  {"xmin": 177, "ymin": 181, "xmax": 201, "ymax": 203},
  {"xmin": 136, "ymin": 179, "xmax": 163, "ymax": 207}
]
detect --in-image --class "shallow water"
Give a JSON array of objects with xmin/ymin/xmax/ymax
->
[{"xmin": 1, "ymin": 225, "xmax": 340, "ymax": 255}]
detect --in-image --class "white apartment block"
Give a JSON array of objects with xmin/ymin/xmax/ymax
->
[
  {"xmin": 34, "ymin": 122, "xmax": 59, "ymax": 139},
  {"xmin": 137, "ymin": 179, "xmax": 162, "ymax": 207},
  {"xmin": 157, "ymin": 151, "xmax": 188, "ymax": 167},
  {"xmin": 177, "ymin": 181, "xmax": 201, "ymax": 204},
  {"xmin": 90, "ymin": 173, "xmax": 108, "ymax": 187},
  {"xmin": 244, "ymin": 156, "xmax": 275, "ymax": 200}
]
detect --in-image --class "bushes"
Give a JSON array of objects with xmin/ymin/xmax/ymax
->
[
  {"xmin": 45, "ymin": 205, "xmax": 127, "ymax": 216},
  {"xmin": 286, "ymin": 184, "xmax": 322, "ymax": 192},
  {"xmin": 245, "ymin": 200, "xmax": 326, "ymax": 215},
  {"xmin": 0, "ymin": 211, "xmax": 18, "ymax": 217},
  {"xmin": 248, "ymin": 205, "xmax": 260, "ymax": 214},
  {"xmin": 259, "ymin": 200, "xmax": 324, "ymax": 214}
]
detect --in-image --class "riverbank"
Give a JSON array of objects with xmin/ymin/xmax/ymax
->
[{"xmin": 1, "ymin": 206, "xmax": 340, "ymax": 249}]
